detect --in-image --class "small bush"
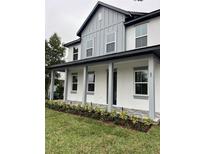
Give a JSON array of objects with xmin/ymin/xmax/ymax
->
[{"xmin": 45, "ymin": 100, "xmax": 153, "ymax": 132}]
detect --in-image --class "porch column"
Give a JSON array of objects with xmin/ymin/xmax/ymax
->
[
  {"xmin": 63, "ymin": 68, "xmax": 69, "ymax": 102},
  {"xmin": 82, "ymin": 65, "xmax": 88, "ymax": 104},
  {"xmin": 148, "ymin": 56, "xmax": 155, "ymax": 119},
  {"xmin": 108, "ymin": 62, "xmax": 114, "ymax": 112},
  {"xmin": 49, "ymin": 70, "xmax": 54, "ymax": 100}
]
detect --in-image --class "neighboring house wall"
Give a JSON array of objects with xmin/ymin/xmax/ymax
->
[
  {"xmin": 126, "ymin": 17, "xmax": 160, "ymax": 50},
  {"xmin": 155, "ymin": 61, "xmax": 160, "ymax": 113},
  {"xmin": 65, "ymin": 44, "xmax": 81, "ymax": 62},
  {"xmin": 81, "ymin": 6, "xmax": 126, "ymax": 59}
]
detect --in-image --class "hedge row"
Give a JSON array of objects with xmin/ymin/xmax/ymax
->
[{"xmin": 45, "ymin": 100, "xmax": 154, "ymax": 132}]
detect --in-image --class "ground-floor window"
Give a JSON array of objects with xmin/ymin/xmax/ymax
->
[
  {"xmin": 72, "ymin": 73, "xmax": 78, "ymax": 92},
  {"xmin": 134, "ymin": 67, "xmax": 148, "ymax": 96},
  {"xmin": 87, "ymin": 72, "xmax": 95, "ymax": 93}
]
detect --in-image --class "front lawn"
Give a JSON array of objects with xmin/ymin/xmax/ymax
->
[{"xmin": 46, "ymin": 108, "xmax": 160, "ymax": 154}]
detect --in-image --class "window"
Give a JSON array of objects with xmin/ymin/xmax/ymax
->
[
  {"xmin": 71, "ymin": 73, "xmax": 78, "ymax": 91},
  {"xmin": 134, "ymin": 68, "xmax": 148, "ymax": 95},
  {"xmin": 87, "ymin": 72, "xmax": 95, "ymax": 92},
  {"xmin": 73, "ymin": 47, "xmax": 78, "ymax": 61},
  {"xmin": 106, "ymin": 32, "xmax": 115, "ymax": 52},
  {"xmin": 135, "ymin": 23, "xmax": 147, "ymax": 48},
  {"xmin": 86, "ymin": 40, "xmax": 93, "ymax": 57}
]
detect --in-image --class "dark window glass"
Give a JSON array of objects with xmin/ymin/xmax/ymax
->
[
  {"xmin": 86, "ymin": 48, "xmax": 93, "ymax": 57},
  {"xmin": 88, "ymin": 83, "xmax": 95, "ymax": 92},
  {"xmin": 135, "ymin": 83, "xmax": 147, "ymax": 95},
  {"xmin": 72, "ymin": 84, "xmax": 77, "ymax": 91},
  {"xmin": 135, "ymin": 71, "xmax": 148, "ymax": 82},
  {"xmin": 72, "ymin": 74, "xmax": 78, "ymax": 91},
  {"xmin": 106, "ymin": 42, "xmax": 115, "ymax": 52},
  {"xmin": 87, "ymin": 73, "xmax": 95, "ymax": 92},
  {"xmin": 72, "ymin": 75, "xmax": 78, "ymax": 83},
  {"xmin": 136, "ymin": 36, "xmax": 147, "ymax": 48},
  {"xmin": 73, "ymin": 48, "xmax": 78, "ymax": 60}
]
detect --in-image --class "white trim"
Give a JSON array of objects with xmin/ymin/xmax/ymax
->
[
  {"xmin": 133, "ymin": 69, "xmax": 149, "ymax": 96},
  {"xmin": 105, "ymin": 32, "xmax": 116, "ymax": 53}
]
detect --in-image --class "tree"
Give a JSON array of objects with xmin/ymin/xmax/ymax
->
[{"xmin": 45, "ymin": 33, "xmax": 65, "ymax": 99}]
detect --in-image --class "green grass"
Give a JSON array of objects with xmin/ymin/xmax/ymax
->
[{"xmin": 46, "ymin": 108, "xmax": 160, "ymax": 154}]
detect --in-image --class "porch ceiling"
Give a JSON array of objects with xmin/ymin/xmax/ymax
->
[{"xmin": 46, "ymin": 45, "xmax": 160, "ymax": 70}]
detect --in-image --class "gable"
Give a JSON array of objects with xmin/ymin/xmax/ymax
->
[
  {"xmin": 81, "ymin": 6, "xmax": 126, "ymax": 36},
  {"xmin": 77, "ymin": 1, "xmax": 131, "ymax": 36}
]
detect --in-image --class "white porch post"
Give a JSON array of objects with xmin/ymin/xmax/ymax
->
[
  {"xmin": 49, "ymin": 70, "xmax": 54, "ymax": 100},
  {"xmin": 148, "ymin": 56, "xmax": 155, "ymax": 119},
  {"xmin": 108, "ymin": 62, "xmax": 114, "ymax": 112},
  {"xmin": 63, "ymin": 68, "xmax": 69, "ymax": 102},
  {"xmin": 82, "ymin": 65, "xmax": 88, "ymax": 104}
]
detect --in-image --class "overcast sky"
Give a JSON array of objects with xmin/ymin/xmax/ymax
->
[{"xmin": 45, "ymin": 0, "xmax": 160, "ymax": 43}]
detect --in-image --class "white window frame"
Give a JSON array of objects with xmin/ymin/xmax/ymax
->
[
  {"xmin": 71, "ymin": 73, "xmax": 78, "ymax": 93},
  {"xmin": 73, "ymin": 47, "xmax": 78, "ymax": 61},
  {"xmin": 133, "ymin": 69, "xmax": 148, "ymax": 96},
  {"xmin": 86, "ymin": 39, "xmax": 94, "ymax": 57},
  {"xmin": 135, "ymin": 23, "xmax": 148, "ymax": 49},
  {"xmin": 105, "ymin": 32, "xmax": 116, "ymax": 53},
  {"xmin": 87, "ymin": 72, "xmax": 95, "ymax": 93}
]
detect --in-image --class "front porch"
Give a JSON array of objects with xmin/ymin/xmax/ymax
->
[{"xmin": 47, "ymin": 45, "xmax": 160, "ymax": 119}]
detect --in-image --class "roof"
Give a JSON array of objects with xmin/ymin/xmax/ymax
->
[
  {"xmin": 76, "ymin": 1, "xmax": 147, "ymax": 37},
  {"xmin": 46, "ymin": 45, "xmax": 160, "ymax": 70},
  {"xmin": 124, "ymin": 9, "xmax": 160, "ymax": 26},
  {"xmin": 63, "ymin": 38, "xmax": 81, "ymax": 47}
]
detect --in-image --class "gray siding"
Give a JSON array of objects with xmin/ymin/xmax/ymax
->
[{"xmin": 81, "ymin": 6, "xmax": 126, "ymax": 59}]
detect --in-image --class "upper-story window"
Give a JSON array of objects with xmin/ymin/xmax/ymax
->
[
  {"xmin": 135, "ymin": 23, "xmax": 147, "ymax": 48},
  {"xmin": 106, "ymin": 32, "xmax": 116, "ymax": 52},
  {"xmin": 86, "ymin": 40, "xmax": 93, "ymax": 57},
  {"xmin": 73, "ymin": 47, "xmax": 78, "ymax": 61}
]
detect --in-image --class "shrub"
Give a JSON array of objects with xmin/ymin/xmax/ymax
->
[{"xmin": 45, "ymin": 100, "xmax": 153, "ymax": 132}]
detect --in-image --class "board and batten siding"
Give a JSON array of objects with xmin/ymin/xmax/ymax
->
[{"xmin": 81, "ymin": 6, "xmax": 126, "ymax": 59}]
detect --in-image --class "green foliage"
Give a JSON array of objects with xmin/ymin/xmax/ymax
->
[
  {"xmin": 45, "ymin": 100, "xmax": 154, "ymax": 132},
  {"xmin": 46, "ymin": 108, "xmax": 160, "ymax": 154},
  {"xmin": 45, "ymin": 33, "xmax": 66, "ymax": 98}
]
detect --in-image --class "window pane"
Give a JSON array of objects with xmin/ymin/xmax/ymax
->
[
  {"xmin": 135, "ymin": 83, "xmax": 147, "ymax": 95},
  {"xmin": 106, "ymin": 42, "xmax": 115, "ymax": 52},
  {"xmin": 107, "ymin": 33, "xmax": 115, "ymax": 43},
  {"xmin": 136, "ymin": 36, "xmax": 147, "ymax": 48},
  {"xmin": 72, "ymin": 75, "xmax": 78, "ymax": 83},
  {"xmin": 88, "ymin": 83, "xmax": 95, "ymax": 92},
  {"xmin": 136, "ymin": 24, "xmax": 147, "ymax": 37},
  {"xmin": 72, "ymin": 84, "xmax": 77, "ymax": 91},
  {"xmin": 86, "ymin": 48, "xmax": 93, "ymax": 57},
  {"xmin": 73, "ymin": 48, "xmax": 78, "ymax": 53},
  {"xmin": 142, "ymin": 71, "xmax": 148, "ymax": 82},
  {"xmin": 135, "ymin": 71, "xmax": 148, "ymax": 82},
  {"xmin": 135, "ymin": 72, "xmax": 142, "ymax": 82},
  {"xmin": 141, "ymin": 24, "xmax": 147, "ymax": 36},
  {"xmin": 73, "ymin": 54, "xmax": 78, "ymax": 60},
  {"xmin": 88, "ymin": 73, "xmax": 95, "ymax": 82},
  {"xmin": 87, "ymin": 40, "xmax": 93, "ymax": 48}
]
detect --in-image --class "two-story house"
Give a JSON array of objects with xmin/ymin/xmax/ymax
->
[{"xmin": 47, "ymin": 1, "xmax": 160, "ymax": 119}]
